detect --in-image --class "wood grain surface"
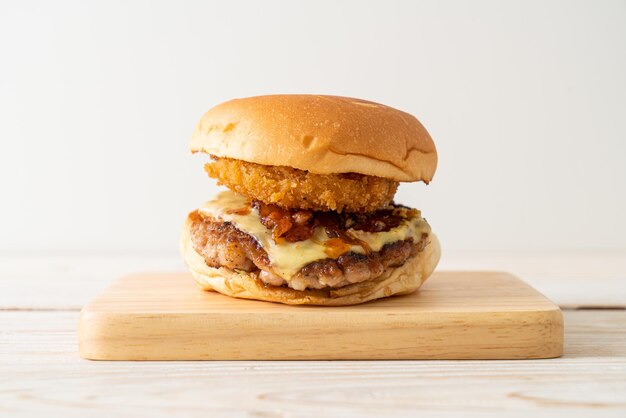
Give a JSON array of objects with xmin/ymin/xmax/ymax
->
[
  {"xmin": 2, "ymin": 253, "xmax": 624, "ymax": 417},
  {"xmin": 78, "ymin": 271, "xmax": 563, "ymax": 360},
  {"xmin": 2, "ymin": 310, "xmax": 625, "ymax": 418}
]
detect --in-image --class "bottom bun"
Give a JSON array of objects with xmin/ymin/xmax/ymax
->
[{"xmin": 180, "ymin": 217, "xmax": 441, "ymax": 306}]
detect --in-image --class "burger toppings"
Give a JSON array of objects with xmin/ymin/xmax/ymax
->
[
  {"xmin": 253, "ymin": 199, "xmax": 416, "ymax": 244},
  {"xmin": 189, "ymin": 210, "xmax": 429, "ymax": 290},
  {"xmin": 204, "ymin": 157, "xmax": 399, "ymax": 212},
  {"xmin": 253, "ymin": 201, "xmax": 314, "ymax": 242},
  {"xmin": 194, "ymin": 190, "xmax": 431, "ymax": 289}
]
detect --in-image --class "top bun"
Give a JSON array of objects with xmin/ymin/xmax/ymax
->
[{"xmin": 190, "ymin": 95, "xmax": 437, "ymax": 182}]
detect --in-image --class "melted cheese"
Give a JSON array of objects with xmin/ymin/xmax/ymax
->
[{"xmin": 198, "ymin": 190, "xmax": 431, "ymax": 281}]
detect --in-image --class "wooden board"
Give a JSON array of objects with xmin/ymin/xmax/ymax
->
[{"xmin": 78, "ymin": 271, "xmax": 563, "ymax": 360}]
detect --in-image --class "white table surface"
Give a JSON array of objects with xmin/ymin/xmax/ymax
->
[{"xmin": 2, "ymin": 251, "xmax": 625, "ymax": 417}]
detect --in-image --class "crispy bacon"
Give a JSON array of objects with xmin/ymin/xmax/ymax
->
[
  {"xmin": 253, "ymin": 201, "xmax": 314, "ymax": 242},
  {"xmin": 252, "ymin": 200, "xmax": 413, "ymax": 244}
]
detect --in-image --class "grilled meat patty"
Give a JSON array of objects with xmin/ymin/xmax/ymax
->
[{"xmin": 188, "ymin": 211, "xmax": 429, "ymax": 291}]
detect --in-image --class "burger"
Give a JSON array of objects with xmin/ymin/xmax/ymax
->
[{"xmin": 181, "ymin": 95, "xmax": 440, "ymax": 305}]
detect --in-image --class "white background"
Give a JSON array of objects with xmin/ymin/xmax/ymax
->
[{"xmin": 1, "ymin": 0, "xmax": 625, "ymax": 255}]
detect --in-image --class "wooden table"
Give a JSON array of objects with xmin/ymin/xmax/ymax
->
[{"xmin": 2, "ymin": 252, "xmax": 625, "ymax": 417}]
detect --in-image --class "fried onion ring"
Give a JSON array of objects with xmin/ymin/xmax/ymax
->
[{"xmin": 204, "ymin": 157, "xmax": 399, "ymax": 212}]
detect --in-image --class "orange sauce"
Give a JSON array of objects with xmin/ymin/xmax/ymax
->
[{"xmin": 323, "ymin": 238, "xmax": 352, "ymax": 258}]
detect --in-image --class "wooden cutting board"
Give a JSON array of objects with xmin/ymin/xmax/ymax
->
[{"xmin": 78, "ymin": 271, "xmax": 563, "ymax": 360}]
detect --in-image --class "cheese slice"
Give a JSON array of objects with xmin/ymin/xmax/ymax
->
[{"xmin": 198, "ymin": 190, "xmax": 431, "ymax": 281}]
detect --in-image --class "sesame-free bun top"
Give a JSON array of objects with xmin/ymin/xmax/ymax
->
[{"xmin": 190, "ymin": 95, "xmax": 437, "ymax": 182}]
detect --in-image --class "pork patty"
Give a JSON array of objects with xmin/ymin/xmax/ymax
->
[{"xmin": 188, "ymin": 211, "xmax": 429, "ymax": 291}]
